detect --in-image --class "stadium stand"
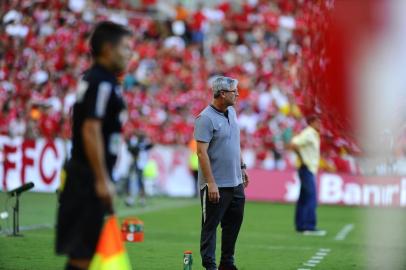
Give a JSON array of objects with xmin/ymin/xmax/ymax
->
[{"xmin": 3, "ymin": 0, "xmax": 402, "ymax": 174}]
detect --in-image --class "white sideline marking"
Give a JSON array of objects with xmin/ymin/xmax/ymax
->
[
  {"xmin": 0, "ymin": 200, "xmax": 198, "ymax": 234},
  {"xmin": 297, "ymin": 248, "xmax": 331, "ymax": 270},
  {"xmin": 312, "ymin": 256, "xmax": 323, "ymax": 260},
  {"xmin": 303, "ymin": 263, "xmax": 316, "ymax": 267},
  {"xmin": 155, "ymin": 240, "xmax": 318, "ymax": 251},
  {"xmin": 0, "ymin": 224, "xmax": 54, "ymax": 235},
  {"xmin": 145, "ymin": 236, "xmax": 318, "ymax": 251},
  {"xmin": 117, "ymin": 200, "xmax": 198, "ymax": 217},
  {"xmin": 20, "ymin": 224, "xmax": 53, "ymax": 231},
  {"xmin": 335, "ymin": 224, "xmax": 354, "ymax": 241},
  {"xmin": 244, "ymin": 244, "xmax": 315, "ymax": 251}
]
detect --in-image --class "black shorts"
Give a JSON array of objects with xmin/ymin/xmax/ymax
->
[{"xmin": 55, "ymin": 160, "xmax": 107, "ymax": 259}]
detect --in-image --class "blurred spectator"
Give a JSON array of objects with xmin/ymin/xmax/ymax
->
[
  {"xmin": 126, "ymin": 132, "xmax": 154, "ymax": 206},
  {"xmin": 9, "ymin": 111, "xmax": 26, "ymax": 137},
  {"xmin": 188, "ymin": 139, "xmax": 199, "ymax": 197}
]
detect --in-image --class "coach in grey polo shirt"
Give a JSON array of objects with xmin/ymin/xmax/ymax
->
[{"xmin": 194, "ymin": 76, "xmax": 249, "ymax": 270}]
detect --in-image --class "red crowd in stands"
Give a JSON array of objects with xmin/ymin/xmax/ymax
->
[{"xmin": 0, "ymin": 0, "xmax": 363, "ymax": 174}]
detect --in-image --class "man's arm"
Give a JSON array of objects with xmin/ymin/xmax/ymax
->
[
  {"xmin": 196, "ymin": 141, "xmax": 220, "ymax": 203},
  {"xmin": 288, "ymin": 137, "xmax": 305, "ymax": 164},
  {"xmin": 82, "ymin": 119, "xmax": 113, "ymax": 211},
  {"xmin": 145, "ymin": 142, "xmax": 154, "ymax": 150},
  {"xmin": 240, "ymin": 154, "xmax": 249, "ymax": 188}
]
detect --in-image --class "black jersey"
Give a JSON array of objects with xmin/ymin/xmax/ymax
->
[{"xmin": 71, "ymin": 63, "xmax": 126, "ymax": 174}]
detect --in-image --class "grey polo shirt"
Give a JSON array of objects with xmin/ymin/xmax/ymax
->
[{"xmin": 194, "ymin": 105, "xmax": 243, "ymax": 189}]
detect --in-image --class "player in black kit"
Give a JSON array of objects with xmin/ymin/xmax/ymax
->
[{"xmin": 56, "ymin": 21, "xmax": 132, "ymax": 270}]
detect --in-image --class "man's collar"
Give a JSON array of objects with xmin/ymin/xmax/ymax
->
[{"xmin": 210, "ymin": 104, "xmax": 229, "ymax": 119}]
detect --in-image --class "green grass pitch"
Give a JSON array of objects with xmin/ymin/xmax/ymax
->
[{"xmin": 0, "ymin": 192, "xmax": 405, "ymax": 270}]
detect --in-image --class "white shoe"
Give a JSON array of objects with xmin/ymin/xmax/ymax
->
[
  {"xmin": 125, "ymin": 197, "xmax": 135, "ymax": 207},
  {"xmin": 139, "ymin": 198, "xmax": 146, "ymax": 207},
  {"xmin": 302, "ymin": 230, "xmax": 327, "ymax": 236}
]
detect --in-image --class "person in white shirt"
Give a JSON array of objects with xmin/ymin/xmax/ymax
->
[{"xmin": 289, "ymin": 115, "xmax": 326, "ymax": 236}]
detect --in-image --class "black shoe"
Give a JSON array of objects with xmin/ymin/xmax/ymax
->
[
  {"xmin": 204, "ymin": 264, "xmax": 217, "ymax": 270},
  {"xmin": 219, "ymin": 265, "xmax": 238, "ymax": 270}
]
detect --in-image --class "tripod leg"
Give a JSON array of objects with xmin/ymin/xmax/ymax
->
[
  {"xmin": 13, "ymin": 203, "xmax": 17, "ymax": 236},
  {"xmin": 16, "ymin": 196, "xmax": 19, "ymax": 234}
]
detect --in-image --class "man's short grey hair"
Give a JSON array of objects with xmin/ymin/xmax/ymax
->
[{"xmin": 211, "ymin": 76, "xmax": 238, "ymax": 98}]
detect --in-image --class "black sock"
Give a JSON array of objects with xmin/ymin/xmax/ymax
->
[{"xmin": 65, "ymin": 263, "xmax": 85, "ymax": 270}]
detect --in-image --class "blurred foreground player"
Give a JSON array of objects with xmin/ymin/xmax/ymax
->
[
  {"xmin": 290, "ymin": 115, "xmax": 326, "ymax": 236},
  {"xmin": 56, "ymin": 21, "xmax": 132, "ymax": 270}
]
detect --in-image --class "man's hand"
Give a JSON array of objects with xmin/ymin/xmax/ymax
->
[
  {"xmin": 207, "ymin": 182, "xmax": 220, "ymax": 203},
  {"xmin": 197, "ymin": 141, "xmax": 220, "ymax": 203},
  {"xmin": 242, "ymin": 169, "xmax": 249, "ymax": 188},
  {"xmin": 95, "ymin": 178, "xmax": 114, "ymax": 213},
  {"xmin": 288, "ymin": 143, "xmax": 303, "ymax": 164}
]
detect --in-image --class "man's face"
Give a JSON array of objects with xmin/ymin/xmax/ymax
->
[
  {"xmin": 222, "ymin": 87, "xmax": 239, "ymax": 106},
  {"xmin": 110, "ymin": 36, "xmax": 133, "ymax": 73},
  {"xmin": 311, "ymin": 118, "xmax": 321, "ymax": 132}
]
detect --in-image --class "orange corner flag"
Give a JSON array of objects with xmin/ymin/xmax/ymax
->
[{"xmin": 90, "ymin": 215, "xmax": 132, "ymax": 270}]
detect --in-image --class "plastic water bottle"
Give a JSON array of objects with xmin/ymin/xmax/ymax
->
[{"xmin": 183, "ymin": 250, "xmax": 193, "ymax": 270}]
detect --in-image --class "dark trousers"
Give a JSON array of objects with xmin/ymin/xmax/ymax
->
[
  {"xmin": 295, "ymin": 165, "xmax": 317, "ymax": 231},
  {"xmin": 127, "ymin": 163, "xmax": 145, "ymax": 196},
  {"xmin": 200, "ymin": 184, "xmax": 245, "ymax": 269},
  {"xmin": 135, "ymin": 167, "xmax": 145, "ymax": 192}
]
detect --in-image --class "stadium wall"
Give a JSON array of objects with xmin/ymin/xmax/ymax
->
[
  {"xmin": 245, "ymin": 170, "xmax": 406, "ymax": 207},
  {"xmin": 0, "ymin": 136, "xmax": 405, "ymax": 207}
]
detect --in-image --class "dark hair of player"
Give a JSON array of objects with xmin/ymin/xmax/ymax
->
[{"xmin": 89, "ymin": 21, "xmax": 132, "ymax": 58}]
